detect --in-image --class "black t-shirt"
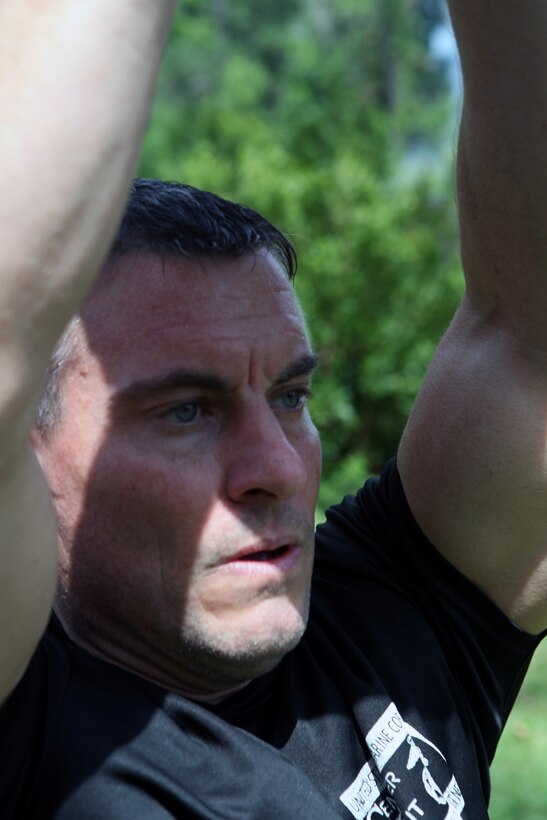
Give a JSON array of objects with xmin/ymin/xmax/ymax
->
[{"xmin": 1, "ymin": 460, "xmax": 542, "ymax": 819}]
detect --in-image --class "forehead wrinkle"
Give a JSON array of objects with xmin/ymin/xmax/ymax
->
[
  {"xmin": 177, "ymin": 287, "xmax": 302, "ymax": 325},
  {"xmin": 85, "ymin": 255, "xmax": 302, "ymax": 346},
  {"xmin": 153, "ymin": 309, "xmax": 307, "ymax": 344}
]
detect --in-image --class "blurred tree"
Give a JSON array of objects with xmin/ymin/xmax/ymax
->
[{"xmin": 139, "ymin": 0, "xmax": 462, "ymax": 515}]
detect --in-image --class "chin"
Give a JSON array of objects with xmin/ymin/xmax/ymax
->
[
  {"xmin": 180, "ymin": 598, "xmax": 310, "ymax": 686},
  {"xmin": 200, "ymin": 625, "xmax": 306, "ymax": 684}
]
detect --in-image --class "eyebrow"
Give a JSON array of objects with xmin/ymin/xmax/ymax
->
[
  {"xmin": 271, "ymin": 352, "xmax": 320, "ymax": 387},
  {"xmin": 114, "ymin": 352, "xmax": 320, "ymax": 405}
]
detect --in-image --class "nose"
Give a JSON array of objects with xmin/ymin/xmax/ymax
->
[{"xmin": 225, "ymin": 403, "xmax": 310, "ymax": 504}]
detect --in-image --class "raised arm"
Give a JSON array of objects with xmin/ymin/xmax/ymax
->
[
  {"xmin": 0, "ymin": 0, "xmax": 176, "ymax": 704},
  {"xmin": 398, "ymin": 2, "xmax": 547, "ymax": 633}
]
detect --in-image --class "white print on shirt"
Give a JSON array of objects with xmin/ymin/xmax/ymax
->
[{"xmin": 340, "ymin": 703, "xmax": 465, "ymax": 820}]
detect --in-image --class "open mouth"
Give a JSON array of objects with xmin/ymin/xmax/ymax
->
[
  {"xmin": 219, "ymin": 542, "xmax": 302, "ymax": 575},
  {"xmin": 239, "ymin": 545, "xmax": 290, "ymax": 562}
]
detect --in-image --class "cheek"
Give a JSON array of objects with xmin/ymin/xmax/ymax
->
[
  {"xmin": 64, "ymin": 445, "xmax": 217, "ymax": 589},
  {"xmin": 92, "ymin": 458, "xmax": 211, "ymax": 546},
  {"xmin": 63, "ymin": 458, "xmax": 210, "ymax": 623}
]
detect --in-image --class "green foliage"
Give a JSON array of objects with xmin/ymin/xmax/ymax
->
[
  {"xmin": 139, "ymin": 0, "xmax": 462, "ymax": 516},
  {"xmin": 489, "ymin": 642, "xmax": 547, "ymax": 819}
]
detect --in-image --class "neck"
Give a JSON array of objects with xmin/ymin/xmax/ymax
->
[{"xmin": 54, "ymin": 608, "xmax": 252, "ymax": 703}]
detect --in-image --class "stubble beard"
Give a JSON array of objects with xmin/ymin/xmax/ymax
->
[{"xmin": 171, "ymin": 589, "xmax": 313, "ymax": 692}]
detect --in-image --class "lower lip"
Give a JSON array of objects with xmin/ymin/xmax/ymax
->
[{"xmin": 222, "ymin": 545, "xmax": 303, "ymax": 576}]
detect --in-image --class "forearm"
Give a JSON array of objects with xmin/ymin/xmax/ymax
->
[
  {"xmin": 0, "ymin": 0, "xmax": 176, "ymax": 703},
  {"xmin": 399, "ymin": 2, "xmax": 547, "ymax": 634},
  {"xmin": 0, "ymin": 0, "xmax": 176, "ymax": 448},
  {"xmin": 447, "ymin": 0, "xmax": 547, "ymax": 335}
]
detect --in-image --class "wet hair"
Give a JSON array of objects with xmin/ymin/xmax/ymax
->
[{"xmin": 35, "ymin": 179, "xmax": 298, "ymax": 435}]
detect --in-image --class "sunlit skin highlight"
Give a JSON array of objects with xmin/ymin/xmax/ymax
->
[{"xmin": 34, "ymin": 251, "xmax": 322, "ymax": 698}]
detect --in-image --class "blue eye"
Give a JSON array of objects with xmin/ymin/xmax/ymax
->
[
  {"xmin": 168, "ymin": 402, "xmax": 201, "ymax": 424},
  {"xmin": 279, "ymin": 389, "xmax": 307, "ymax": 410}
]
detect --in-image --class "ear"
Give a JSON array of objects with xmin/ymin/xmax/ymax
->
[
  {"xmin": 29, "ymin": 425, "xmax": 52, "ymax": 474},
  {"xmin": 30, "ymin": 425, "xmax": 44, "ymax": 456}
]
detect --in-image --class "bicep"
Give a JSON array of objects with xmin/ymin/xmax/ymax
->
[
  {"xmin": 0, "ymin": 445, "xmax": 57, "ymax": 706},
  {"xmin": 398, "ymin": 300, "xmax": 547, "ymax": 634}
]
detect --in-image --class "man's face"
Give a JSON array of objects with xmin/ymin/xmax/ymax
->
[{"xmin": 36, "ymin": 251, "xmax": 321, "ymax": 694}]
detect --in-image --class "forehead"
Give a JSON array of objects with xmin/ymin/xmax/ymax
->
[{"xmin": 79, "ymin": 251, "xmax": 311, "ymax": 385}]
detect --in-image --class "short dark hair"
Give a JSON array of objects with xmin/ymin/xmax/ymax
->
[
  {"xmin": 35, "ymin": 179, "xmax": 297, "ymax": 435},
  {"xmin": 108, "ymin": 178, "xmax": 297, "ymax": 279}
]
